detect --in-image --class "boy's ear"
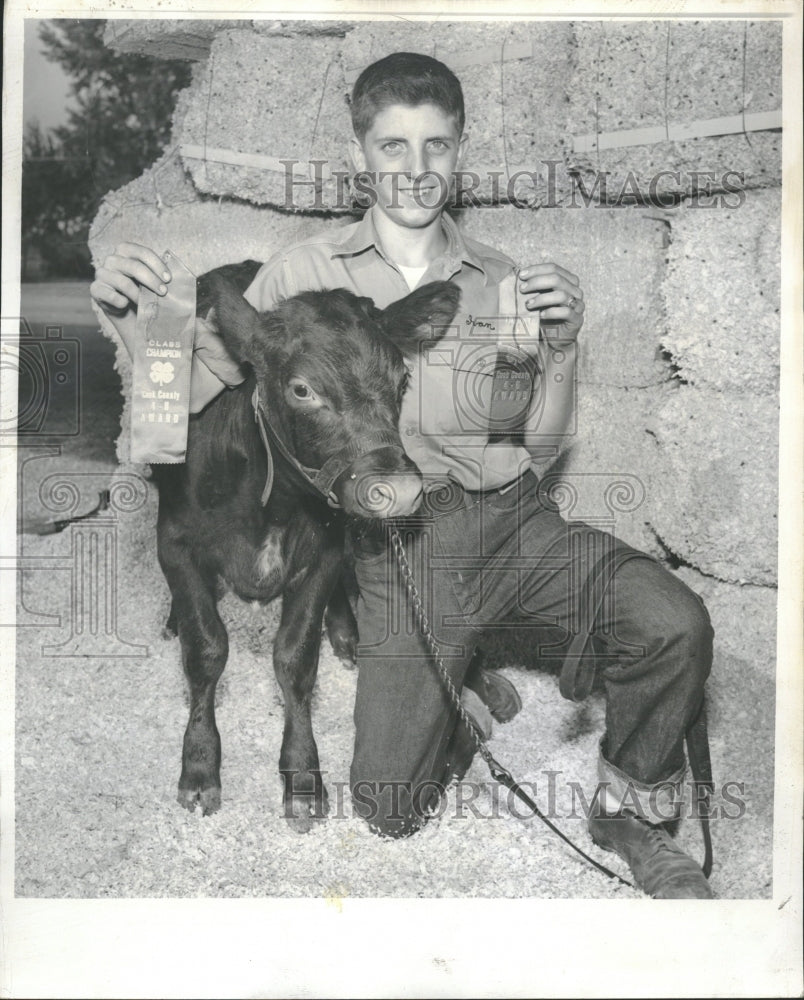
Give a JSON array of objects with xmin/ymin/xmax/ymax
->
[
  {"xmin": 381, "ymin": 281, "xmax": 461, "ymax": 356},
  {"xmin": 349, "ymin": 136, "xmax": 367, "ymax": 174}
]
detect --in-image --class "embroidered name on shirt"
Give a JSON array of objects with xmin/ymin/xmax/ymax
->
[{"xmin": 466, "ymin": 315, "xmax": 496, "ymax": 332}]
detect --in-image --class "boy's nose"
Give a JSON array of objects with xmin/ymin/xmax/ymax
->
[{"xmin": 409, "ymin": 146, "xmax": 427, "ymax": 178}]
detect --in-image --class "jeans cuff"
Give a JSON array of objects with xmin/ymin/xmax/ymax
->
[{"xmin": 597, "ymin": 739, "xmax": 686, "ymax": 824}]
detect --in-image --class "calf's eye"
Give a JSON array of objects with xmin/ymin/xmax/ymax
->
[{"xmin": 285, "ymin": 377, "xmax": 323, "ymax": 409}]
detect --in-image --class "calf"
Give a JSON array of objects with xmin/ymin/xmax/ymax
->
[{"xmin": 153, "ymin": 262, "xmax": 460, "ymax": 829}]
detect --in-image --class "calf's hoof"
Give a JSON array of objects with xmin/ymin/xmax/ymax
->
[
  {"xmin": 177, "ymin": 785, "xmax": 221, "ymax": 816},
  {"xmin": 282, "ymin": 773, "xmax": 329, "ymax": 833},
  {"xmin": 284, "ymin": 805, "xmax": 327, "ymax": 835}
]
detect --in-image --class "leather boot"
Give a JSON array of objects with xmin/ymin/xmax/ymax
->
[
  {"xmin": 589, "ymin": 809, "xmax": 715, "ymax": 898},
  {"xmin": 464, "ymin": 650, "xmax": 523, "ymax": 724}
]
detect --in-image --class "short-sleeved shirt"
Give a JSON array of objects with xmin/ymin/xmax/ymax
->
[{"xmin": 244, "ymin": 208, "xmax": 539, "ymax": 491}]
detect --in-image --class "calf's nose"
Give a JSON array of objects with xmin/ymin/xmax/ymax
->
[
  {"xmin": 355, "ymin": 473, "xmax": 423, "ymax": 518},
  {"xmin": 334, "ymin": 446, "xmax": 424, "ymax": 518}
]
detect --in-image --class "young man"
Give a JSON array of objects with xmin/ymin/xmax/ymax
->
[{"xmin": 92, "ymin": 52, "xmax": 714, "ymax": 898}]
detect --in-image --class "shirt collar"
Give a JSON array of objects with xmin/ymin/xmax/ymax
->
[{"xmin": 331, "ymin": 207, "xmax": 488, "ymax": 276}]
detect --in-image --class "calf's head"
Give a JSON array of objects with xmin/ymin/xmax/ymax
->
[{"xmin": 208, "ymin": 277, "xmax": 460, "ymax": 518}]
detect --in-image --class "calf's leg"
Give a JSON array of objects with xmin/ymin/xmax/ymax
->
[
  {"xmin": 158, "ymin": 529, "xmax": 228, "ymax": 815},
  {"xmin": 274, "ymin": 551, "xmax": 341, "ymax": 832}
]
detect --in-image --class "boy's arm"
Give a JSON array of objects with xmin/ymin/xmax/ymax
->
[{"xmin": 514, "ymin": 263, "xmax": 585, "ymax": 464}]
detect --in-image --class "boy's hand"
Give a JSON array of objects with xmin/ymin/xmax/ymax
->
[
  {"xmin": 91, "ymin": 242, "xmax": 172, "ymax": 315},
  {"xmin": 518, "ymin": 263, "xmax": 585, "ymax": 343}
]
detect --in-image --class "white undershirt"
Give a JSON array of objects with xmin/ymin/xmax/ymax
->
[{"xmin": 397, "ymin": 263, "xmax": 428, "ymax": 290}]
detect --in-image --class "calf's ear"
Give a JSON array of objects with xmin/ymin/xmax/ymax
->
[
  {"xmin": 381, "ymin": 281, "xmax": 461, "ymax": 356},
  {"xmin": 204, "ymin": 273, "xmax": 264, "ymax": 366}
]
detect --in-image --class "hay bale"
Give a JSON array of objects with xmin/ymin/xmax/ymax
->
[
  {"xmin": 90, "ymin": 86, "xmax": 346, "ymax": 276},
  {"xmin": 672, "ymin": 566, "xmax": 777, "ymax": 675},
  {"xmin": 663, "ymin": 187, "xmax": 781, "ymax": 394},
  {"xmin": 103, "ymin": 19, "xmax": 228, "ymax": 61},
  {"xmin": 104, "ymin": 19, "xmax": 356, "ymax": 61},
  {"xmin": 458, "ymin": 205, "xmax": 669, "ymax": 388},
  {"xmin": 89, "ymin": 149, "xmax": 333, "ymax": 279},
  {"xmin": 250, "ymin": 20, "xmax": 355, "ymax": 38},
  {"xmin": 177, "ymin": 29, "xmax": 353, "ymax": 211},
  {"xmin": 648, "ymin": 385, "xmax": 778, "ymax": 585},
  {"xmin": 568, "ymin": 20, "xmax": 782, "ymax": 199}
]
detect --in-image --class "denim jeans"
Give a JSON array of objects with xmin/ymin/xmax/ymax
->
[{"xmin": 349, "ymin": 470, "xmax": 713, "ymax": 837}]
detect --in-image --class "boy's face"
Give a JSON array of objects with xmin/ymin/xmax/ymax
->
[{"xmin": 349, "ymin": 102, "xmax": 467, "ymax": 229}]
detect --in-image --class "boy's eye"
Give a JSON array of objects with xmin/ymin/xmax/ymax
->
[
  {"xmin": 428, "ymin": 140, "xmax": 448, "ymax": 152},
  {"xmin": 382, "ymin": 141, "xmax": 403, "ymax": 155}
]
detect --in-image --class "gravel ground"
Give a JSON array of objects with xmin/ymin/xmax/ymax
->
[{"xmin": 15, "ymin": 486, "xmax": 774, "ymax": 901}]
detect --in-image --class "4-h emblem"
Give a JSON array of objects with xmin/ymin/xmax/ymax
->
[{"xmin": 149, "ymin": 361, "xmax": 175, "ymax": 386}]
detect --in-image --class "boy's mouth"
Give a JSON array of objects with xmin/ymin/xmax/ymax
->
[{"xmin": 397, "ymin": 184, "xmax": 442, "ymax": 204}]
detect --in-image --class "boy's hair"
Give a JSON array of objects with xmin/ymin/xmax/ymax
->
[{"xmin": 350, "ymin": 52, "xmax": 465, "ymax": 140}]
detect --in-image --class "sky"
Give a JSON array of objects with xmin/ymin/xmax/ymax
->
[{"xmin": 23, "ymin": 19, "xmax": 76, "ymax": 133}]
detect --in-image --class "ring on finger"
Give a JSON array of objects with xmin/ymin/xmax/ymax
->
[{"xmin": 567, "ymin": 295, "xmax": 578, "ymax": 311}]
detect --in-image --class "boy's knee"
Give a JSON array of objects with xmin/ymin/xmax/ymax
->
[
  {"xmin": 647, "ymin": 577, "xmax": 714, "ymax": 695},
  {"xmin": 620, "ymin": 561, "xmax": 713, "ymax": 649},
  {"xmin": 667, "ymin": 580, "xmax": 714, "ymax": 666},
  {"xmin": 610, "ymin": 562, "xmax": 714, "ymax": 689},
  {"xmin": 349, "ymin": 767, "xmax": 446, "ymax": 839}
]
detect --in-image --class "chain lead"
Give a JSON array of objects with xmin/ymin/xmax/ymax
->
[{"xmin": 390, "ymin": 528, "xmax": 498, "ymax": 770}]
